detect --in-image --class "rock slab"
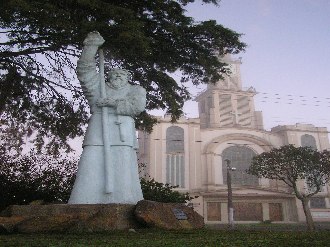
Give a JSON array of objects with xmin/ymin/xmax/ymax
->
[
  {"xmin": 0, "ymin": 204, "xmax": 141, "ymax": 233},
  {"xmin": 134, "ymin": 200, "xmax": 204, "ymax": 230},
  {"xmin": 0, "ymin": 201, "xmax": 204, "ymax": 233}
]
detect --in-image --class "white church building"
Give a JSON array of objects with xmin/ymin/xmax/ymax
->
[{"xmin": 138, "ymin": 55, "xmax": 330, "ymax": 224}]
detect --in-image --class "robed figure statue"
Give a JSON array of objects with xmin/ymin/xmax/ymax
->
[{"xmin": 69, "ymin": 32, "xmax": 145, "ymax": 204}]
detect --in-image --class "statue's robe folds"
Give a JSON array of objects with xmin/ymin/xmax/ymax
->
[{"xmin": 69, "ymin": 58, "xmax": 146, "ymax": 204}]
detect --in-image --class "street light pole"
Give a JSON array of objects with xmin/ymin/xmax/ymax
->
[{"xmin": 225, "ymin": 159, "xmax": 235, "ymax": 229}]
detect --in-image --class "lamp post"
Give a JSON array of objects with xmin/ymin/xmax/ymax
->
[{"xmin": 225, "ymin": 158, "xmax": 236, "ymax": 229}]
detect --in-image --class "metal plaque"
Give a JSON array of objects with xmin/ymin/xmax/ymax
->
[{"xmin": 172, "ymin": 208, "xmax": 188, "ymax": 220}]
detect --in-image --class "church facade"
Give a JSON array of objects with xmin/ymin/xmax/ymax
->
[{"xmin": 138, "ymin": 56, "xmax": 330, "ymax": 224}]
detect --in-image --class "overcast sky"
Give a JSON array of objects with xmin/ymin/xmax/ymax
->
[{"xmin": 174, "ymin": 0, "xmax": 330, "ymax": 132}]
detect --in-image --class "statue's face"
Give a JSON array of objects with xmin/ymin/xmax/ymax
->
[{"xmin": 107, "ymin": 70, "xmax": 129, "ymax": 88}]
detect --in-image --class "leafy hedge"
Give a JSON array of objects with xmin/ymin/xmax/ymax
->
[
  {"xmin": 140, "ymin": 178, "xmax": 193, "ymax": 203},
  {"xmin": 0, "ymin": 152, "xmax": 77, "ymax": 210},
  {"xmin": 0, "ymin": 153, "xmax": 193, "ymax": 210}
]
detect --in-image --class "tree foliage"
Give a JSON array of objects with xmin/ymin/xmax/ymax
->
[
  {"xmin": 140, "ymin": 178, "xmax": 194, "ymax": 203},
  {"xmin": 248, "ymin": 145, "xmax": 330, "ymax": 231},
  {"xmin": 0, "ymin": 151, "xmax": 78, "ymax": 211},
  {"xmin": 0, "ymin": 0, "xmax": 246, "ymax": 154}
]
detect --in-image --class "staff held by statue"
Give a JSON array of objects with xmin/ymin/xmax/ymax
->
[{"xmin": 98, "ymin": 48, "xmax": 113, "ymax": 194}]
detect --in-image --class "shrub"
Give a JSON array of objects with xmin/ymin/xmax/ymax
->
[
  {"xmin": 0, "ymin": 152, "xmax": 77, "ymax": 210},
  {"xmin": 140, "ymin": 178, "xmax": 194, "ymax": 203}
]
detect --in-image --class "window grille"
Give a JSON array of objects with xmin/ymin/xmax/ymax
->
[
  {"xmin": 222, "ymin": 146, "xmax": 258, "ymax": 186},
  {"xmin": 166, "ymin": 126, "xmax": 185, "ymax": 187}
]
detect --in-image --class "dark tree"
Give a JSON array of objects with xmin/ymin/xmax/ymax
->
[
  {"xmin": 0, "ymin": 0, "xmax": 246, "ymax": 154},
  {"xmin": 248, "ymin": 145, "xmax": 330, "ymax": 231},
  {"xmin": 0, "ymin": 151, "xmax": 78, "ymax": 211}
]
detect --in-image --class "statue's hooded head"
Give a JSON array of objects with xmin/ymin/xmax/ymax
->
[{"xmin": 106, "ymin": 69, "xmax": 131, "ymax": 89}]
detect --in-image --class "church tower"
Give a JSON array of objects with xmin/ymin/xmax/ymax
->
[{"xmin": 195, "ymin": 55, "xmax": 264, "ymax": 130}]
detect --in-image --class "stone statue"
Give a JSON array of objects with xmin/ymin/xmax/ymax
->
[{"xmin": 69, "ymin": 31, "xmax": 145, "ymax": 204}]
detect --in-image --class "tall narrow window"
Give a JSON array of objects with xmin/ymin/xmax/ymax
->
[
  {"xmin": 222, "ymin": 146, "xmax": 258, "ymax": 186},
  {"xmin": 166, "ymin": 126, "xmax": 185, "ymax": 188},
  {"xmin": 219, "ymin": 94, "xmax": 233, "ymax": 127}
]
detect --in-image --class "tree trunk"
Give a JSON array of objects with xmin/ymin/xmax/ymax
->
[{"xmin": 301, "ymin": 197, "xmax": 315, "ymax": 231}]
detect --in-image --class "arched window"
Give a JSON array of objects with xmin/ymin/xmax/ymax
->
[
  {"xmin": 166, "ymin": 126, "xmax": 185, "ymax": 187},
  {"xmin": 301, "ymin": 134, "xmax": 317, "ymax": 150},
  {"xmin": 222, "ymin": 146, "xmax": 258, "ymax": 186}
]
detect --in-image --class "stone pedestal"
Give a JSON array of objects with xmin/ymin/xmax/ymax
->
[
  {"xmin": 0, "ymin": 204, "xmax": 141, "ymax": 233},
  {"xmin": 0, "ymin": 201, "xmax": 205, "ymax": 233}
]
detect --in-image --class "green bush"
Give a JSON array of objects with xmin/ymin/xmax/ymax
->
[
  {"xmin": 0, "ymin": 152, "xmax": 77, "ymax": 210},
  {"xmin": 140, "ymin": 178, "xmax": 194, "ymax": 203}
]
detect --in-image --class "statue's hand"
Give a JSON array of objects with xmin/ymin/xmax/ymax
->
[
  {"xmin": 96, "ymin": 98, "xmax": 116, "ymax": 107},
  {"xmin": 83, "ymin": 31, "xmax": 105, "ymax": 46}
]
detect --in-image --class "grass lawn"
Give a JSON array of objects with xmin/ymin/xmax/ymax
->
[{"xmin": 1, "ymin": 228, "xmax": 330, "ymax": 247}]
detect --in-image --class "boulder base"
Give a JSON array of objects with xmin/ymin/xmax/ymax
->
[
  {"xmin": 0, "ymin": 204, "xmax": 141, "ymax": 233},
  {"xmin": 134, "ymin": 200, "xmax": 204, "ymax": 230},
  {"xmin": 0, "ymin": 201, "xmax": 204, "ymax": 232}
]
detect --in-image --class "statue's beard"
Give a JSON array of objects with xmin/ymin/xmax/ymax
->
[{"xmin": 106, "ymin": 79, "xmax": 128, "ymax": 89}]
